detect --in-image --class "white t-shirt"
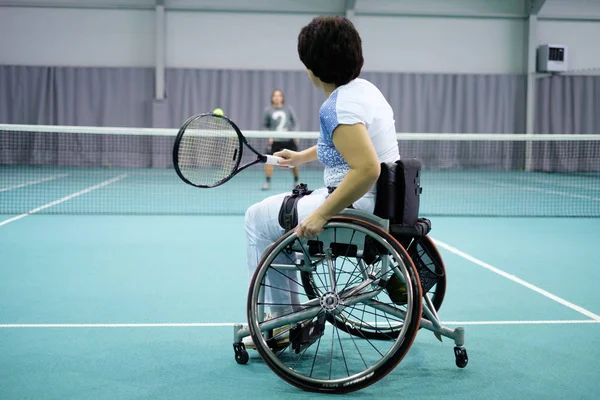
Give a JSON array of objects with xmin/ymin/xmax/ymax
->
[{"xmin": 317, "ymin": 78, "xmax": 399, "ymax": 208}]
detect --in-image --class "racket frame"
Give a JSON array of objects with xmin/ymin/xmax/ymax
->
[{"xmin": 173, "ymin": 113, "xmax": 272, "ymax": 188}]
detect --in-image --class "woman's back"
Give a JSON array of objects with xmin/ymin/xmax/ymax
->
[{"xmin": 318, "ymin": 78, "xmax": 400, "ymax": 188}]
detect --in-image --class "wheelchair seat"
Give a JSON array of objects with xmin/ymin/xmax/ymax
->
[
  {"xmin": 338, "ymin": 159, "xmax": 431, "ymax": 240},
  {"xmin": 373, "ymin": 159, "xmax": 431, "ymax": 238}
]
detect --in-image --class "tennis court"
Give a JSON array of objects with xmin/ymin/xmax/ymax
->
[
  {"xmin": 1, "ymin": 126, "xmax": 599, "ymax": 399},
  {"xmin": 2, "ymin": 0, "xmax": 600, "ymax": 397}
]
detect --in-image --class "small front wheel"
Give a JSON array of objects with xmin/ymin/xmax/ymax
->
[
  {"xmin": 454, "ymin": 346, "xmax": 468, "ymax": 368},
  {"xmin": 233, "ymin": 343, "xmax": 249, "ymax": 365}
]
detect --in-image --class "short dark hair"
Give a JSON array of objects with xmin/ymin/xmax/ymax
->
[{"xmin": 297, "ymin": 16, "xmax": 363, "ymax": 86}]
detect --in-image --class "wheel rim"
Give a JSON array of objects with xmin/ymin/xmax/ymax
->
[{"xmin": 247, "ymin": 221, "xmax": 421, "ymax": 389}]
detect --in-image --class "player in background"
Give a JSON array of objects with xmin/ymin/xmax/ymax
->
[{"xmin": 262, "ymin": 89, "xmax": 300, "ymax": 190}]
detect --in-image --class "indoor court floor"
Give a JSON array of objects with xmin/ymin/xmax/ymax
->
[{"xmin": 1, "ymin": 210, "xmax": 599, "ymax": 399}]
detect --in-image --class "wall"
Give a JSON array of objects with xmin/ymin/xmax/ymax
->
[
  {"xmin": 0, "ymin": 7, "xmax": 155, "ymax": 67},
  {"xmin": 537, "ymin": 20, "xmax": 600, "ymax": 73},
  {"xmin": 356, "ymin": 16, "xmax": 525, "ymax": 74},
  {"xmin": 0, "ymin": 2, "xmax": 527, "ymax": 73},
  {"xmin": 165, "ymin": 12, "xmax": 316, "ymax": 70},
  {"xmin": 536, "ymin": 0, "xmax": 600, "ymax": 73},
  {"xmin": 0, "ymin": 0, "xmax": 598, "ymax": 134},
  {"xmin": 1, "ymin": 0, "xmax": 599, "ymax": 74}
]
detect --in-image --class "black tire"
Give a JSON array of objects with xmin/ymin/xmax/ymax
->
[
  {"xmin": 454, "ymin": 347, "xmax": 468, "ymax": 368},
  {"xmin": 234, "ymin": 349, "xmax": 249, "ymax": 364},
  {"xmin": 247, "ymin": 217, "xmax": 423, "ymax": 393}
]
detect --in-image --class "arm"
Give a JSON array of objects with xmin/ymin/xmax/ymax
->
[
  {"xmin": 298, "ymin": 145, "xmax": 316, "ymax": 163},
  {"xmin": 314, "ymin": 124, "xmax": 380, "ymax": 219},
  {"xmin": 296, "ymin": 124, "xmax": 380, "ymax": 238},
  {"xmin": 275, "ymin": 145, "xmax": 317, "ymax": 167}
]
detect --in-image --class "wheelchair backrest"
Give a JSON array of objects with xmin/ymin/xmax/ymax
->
[{"xmin": 373, "ymin": 159, "xmax": 423, "ymax": 226}]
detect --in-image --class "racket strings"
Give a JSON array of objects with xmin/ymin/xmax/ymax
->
[{"xmin": 177, "ymin": 115, "xmax": 241, "ymax": 186}]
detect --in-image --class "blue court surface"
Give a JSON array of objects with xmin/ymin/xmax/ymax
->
[
  {"xmin": 1, "ymin": 208, "xmax": 599, "ymax": 399},
  {"xmin": 1, "ymin": 160, "xmax": 600, "ymax": 399}
]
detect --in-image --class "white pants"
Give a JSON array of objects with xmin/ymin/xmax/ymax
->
[{"xmin": 244, "ymin": 187, "xmax": 375, "ymax": 312}]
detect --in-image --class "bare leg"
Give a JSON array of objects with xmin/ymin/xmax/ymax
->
[
  {"xmin": 265, "ymin": 164, "xmax": 274, "ymax": 178},
  {"xmin": 262, "ymin": 164, "xmax": 274, "ymax": 190}
]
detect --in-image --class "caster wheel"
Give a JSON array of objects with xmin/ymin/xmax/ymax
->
[
  {"xmin": 454, "ymin": 346, "xmax": 468, "ymax": 368},
  {"xmin": 235, "ymin": 350, "xmax": 249, "ymax": 364},
  {"xmin": 233, "ymin": 343, "xmax": 249, "ymax": 365}
]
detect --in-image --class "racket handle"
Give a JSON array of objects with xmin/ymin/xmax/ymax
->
[{"xmin": 265, "ymin": 155, "xmax": 295, "ymax": 168}]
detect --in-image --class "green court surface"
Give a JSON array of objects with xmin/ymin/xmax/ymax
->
[{"xmin": 1, "ymin": 214, "xmax": 599, "ymax": 399}]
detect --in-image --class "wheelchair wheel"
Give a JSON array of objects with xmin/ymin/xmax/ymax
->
[
  {"xmin": 410, "ymin": 236, "xmax": 446, "ymax": 314},
  {"xmin": 246, "ymin": 217, "xmax": 422, "ymax": 393},
  {"xmin": 301, "ymin": 234, "xmax": 446, "ymax": 341}
]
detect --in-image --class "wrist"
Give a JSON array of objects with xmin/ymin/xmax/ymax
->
[
  {"xmin": 300, "ymin": 146, "xmax": 318, "ymax": 163},
  {"xmin": 314, "ymin": 209, "xmax": 332, "ymax": 222},
  {"xmin": 299, "ymin": 149, "xmax": 311, "ymax": 164}
]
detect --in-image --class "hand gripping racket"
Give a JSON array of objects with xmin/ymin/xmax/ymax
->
[{"xmin": 173, "ymin": 113, "xmax": 293, "ymax": 188}]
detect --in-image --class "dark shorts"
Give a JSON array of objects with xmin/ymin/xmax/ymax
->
[{"xmin": 268, "ymin": 139, "xmax": 297, "ymax": 155}]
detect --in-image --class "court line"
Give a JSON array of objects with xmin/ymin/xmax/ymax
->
[
  {"xmin": 431, "ymin": 238, "xmax": 600, "ymax": 322},
  {"xmin": 0, "ymin": 320, "xmax": 598, "ymax": 329},
  {"xmin": 443, "ymin": 320, "xmax": 599, "ymax": 325},
  {"xmin": 0, "ymin": 173, "xmax": 69, "ymax": 193},
  {"xmin": 0, "ymin": 323, "xmax": 235, "ymax": 328},
  {"xmin": 0, "ymin": 174, "xmax": 128, "ymax": 227},
  {"xmin": 476, "ymin": 179, "xmax": 600, "ymax": 202}
]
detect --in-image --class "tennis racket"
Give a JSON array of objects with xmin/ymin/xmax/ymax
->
[{"xmin": 173, "ymin": 113, "xmax": 293, "ymax": 188}]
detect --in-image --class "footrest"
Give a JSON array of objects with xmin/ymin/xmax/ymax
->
[{"xmin": 290, "ymin": 315, "xmax": 327, "ymax": 354}]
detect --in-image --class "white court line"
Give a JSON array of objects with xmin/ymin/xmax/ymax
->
[
  {"xmin": 0, "ymin": 173, "xmax": 69, "ymax": 193},
  {"xmin": 476, "ymin": 179, "xmax": 600, "ymax": 202},
  {"xmin": 431, "ymin": 238, "xmax": 600, "ymax": 322},
  {"xmin": 0, "ymin": 174, "xmax": 128, "ymax": 227},
  {"xmin": 0, "ymin": 214, "xmax": 29, "ymax": 226},
  {"xmin": 442, "ymin": 320, "xmax": 599, "ymax": 325},
  {"xmin": 0, "ymin": 320, "xmax": 599, "ymax": 329},
  {"xmin": 0, "ymin": 323, "xmax": 235, "ymax": 328}
]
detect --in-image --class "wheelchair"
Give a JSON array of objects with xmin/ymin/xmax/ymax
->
[{"xmin": 232, "ymin": 160, "xmax": 468, "ymax": 394}]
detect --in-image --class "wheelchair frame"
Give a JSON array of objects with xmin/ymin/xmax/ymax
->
[{"xmin": 232, "ymin": 208, "xmax": 468, "ymax": 393}]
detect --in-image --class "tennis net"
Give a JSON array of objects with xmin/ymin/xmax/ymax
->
[{"xmin": 1, "ymin": 123, "xmax": 599, "ymax": 217}]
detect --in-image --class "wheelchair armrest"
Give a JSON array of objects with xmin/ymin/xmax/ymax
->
[
  {"xmin": 338, "ymin": 209, "xmax": 390, "ymax": 231},
  {"xmin": 389, "ymin": 218, "xmax": 431, "ymax": 239}
]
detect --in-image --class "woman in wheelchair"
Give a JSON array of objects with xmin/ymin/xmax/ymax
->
[{"xmin": 236, "ymin": 15, "xmax": 467, "ymax": 393}]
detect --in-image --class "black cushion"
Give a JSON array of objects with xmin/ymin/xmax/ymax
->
[{"xmin": 389, "ymin": 218, "xmax": 432, "ymax": 239}]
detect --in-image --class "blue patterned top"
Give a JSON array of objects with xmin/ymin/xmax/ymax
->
[
  {"xmin": 315, "ymin": 78, "xmax": 400, "ymax": 192},
  {"xmin": 317, "ymin": 91, "xmax": 349, "ymax": 187}
]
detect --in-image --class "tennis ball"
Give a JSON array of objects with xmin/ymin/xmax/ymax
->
[
  {"xmin": 385, "ymin": 274, "xmax": 408, "ymax": 305},
  {"xmin": 212, "ymin": 108, "xmax": 224, "ymax": 116}
]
